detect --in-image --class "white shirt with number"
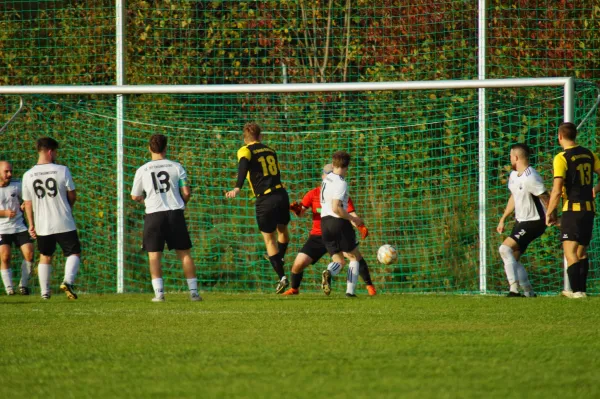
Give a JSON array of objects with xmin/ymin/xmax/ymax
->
[
  {"xmin": 22, "ymin": 164, "xmax": 77, "ymax": 235},
  {"xmin": 320, "ymin": 173, "xmax": 349, "ymax": 218},
  {"xmin": 0, "ymin": 180, "xmax": 28, "ymax": 234},
  {"xmin": 131, "ymin": 159, "xmax": 188, "ymax": 214},
  {"xmin": 508, "ymin": 166, "xmax": 547, "ymax": 222}
]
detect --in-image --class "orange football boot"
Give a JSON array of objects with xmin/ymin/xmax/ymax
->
[
  {"xmin": 366, "ymin": 285, "xmax": 377, "ymax": 296},
  {"xmin": 282, "ymin": 288, "xmax": 299, "ymax": 296}
]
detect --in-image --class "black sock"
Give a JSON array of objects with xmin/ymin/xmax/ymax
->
[
  {"xmin": 567, "ymin": 262, "xmax": 581, "ymax": 292},
  {"xmin": 291, "ymin": 272, "xmax": 303, "ymax": 289},
  {"xmin": 278, "ymin": 241, "xmax": 289, "ymax": 262},
  {"xmin": 581, "ymin": 258, "xmax": 589, "ymax": 293},
  {"xmin": 269, "ymin": 254, "xmax": 285, "ymax": 279},
  {"xmin": 358, "ymin": 258, "xmax": 373, "ymax": 286}
]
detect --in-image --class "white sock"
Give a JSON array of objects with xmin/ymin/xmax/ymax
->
[
  {"xmin": 20, "ymin": 260, "xmax": 32, "ymax": 287},
  {"xmin": 187, "ymin": 278, "xmax": 198, "ymax": 294},
  {"xmin": 514, "ymin": 261, "xmax": 533, "ymax": 293},
  {"xmin": 327, "ymin": 261, "xmax": 343, "ymax": 276},
  {"xmin": 38, "ymin": 264, "xmax": 52, "ymax": 296},
  {"xmin": 499, "ymin": 245, "xmax": 519, "ymax": 293},
  {"xmin": 64, "ymin": 255, "xmax": 80, "ymax": 284},
  {"xmin": 151, "ymin": 278, "xmax": 164, "ymax": 298},
  {"xmin": 346, "ymin": 261, "xmax": 359, "ymax": 295},
  {"xmin": 1, "ymin": 269, "xmax": 13, "ymax": 292}
]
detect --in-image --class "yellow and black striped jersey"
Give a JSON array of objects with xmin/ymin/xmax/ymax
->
[
  {"xmin": 553, "ymin": 145, "xmax": 600, "ymax": 212},
  {"xmin": 236, "ymin": 142, "xmax": 283, "ymax": 197}
]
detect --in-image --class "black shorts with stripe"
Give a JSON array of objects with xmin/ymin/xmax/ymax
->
[
  {"xmin": 509, "ymin": 219, "xmax": 546, "ymax": 254},
  {"xmin": 321, "ymin": 216, "xmax": 357, "ymax": 255},
  {"xmin": 560, "ymin": 211, "xmax": 595, "ymax": 246},
  {"xmin": 143, "ymin": 209, "xmax": 192, "ymax": 252},
  {"xmin": 37, "ymin": 230, "xmax": 81, "ymax": 257},
  {"xmin": 255, "ymin": 189, "xmax": 290, "ymax": 233},
  {"xmin": 0, "ymin": 231, "xmax": 33, "ymax": 248},
  {"xmin": 299, "ymin": 235, "xmax": 328, "ymax": 264}
]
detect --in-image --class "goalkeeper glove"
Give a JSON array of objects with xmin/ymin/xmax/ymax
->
[
  {"xmin": 357, "ymin": 224, "xmax": 369, "ymax": 239},
  {"xmin": 290, "ymin": 201, "xmax": 303, "ymax": 217}
]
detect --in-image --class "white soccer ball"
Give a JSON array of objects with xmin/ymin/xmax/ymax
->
[{"xmin": 377, "ymin": 244, "xmax": 397, "ymax": 265}]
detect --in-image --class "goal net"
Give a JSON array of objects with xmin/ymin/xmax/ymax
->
[{"xmin": 0, "ymin": 81, "xmax": 598, "ymax": 295}]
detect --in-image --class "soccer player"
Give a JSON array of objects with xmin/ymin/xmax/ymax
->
[
  {"xmin": 0, "ymin": 161, "xmax": 34, "ymax": 295},
  {"xmin": 282, "ymin": 163, "xmax": 375, "ymax": 296},
  {"xmin": 131, "ymin": 134, "xmax": 200, "ymax": 302},
  {"xmin": 496, "ymin": 144, "xmax": 549, "ymax": 298},
  {"xmin": 546, "ymin": 122, "xmax": 600, "ymax": 299},
  {"xmin": 22, "ymin": 137, "xmax": 81, "ymax": 300},
  {"xmin": 319, "ymin": 151, "xmax": 367, "ymax": 297},
  {"xmin": 225, "ymin": 122, "xmax": 291, "ymax": 294}
]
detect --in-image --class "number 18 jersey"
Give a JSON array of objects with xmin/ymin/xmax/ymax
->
[
  {"xmin": 22, "ymin": 163, "xmax": 77, "ymax": 235},
  {"xmin": 131, "ymin": 159, "xmax": 188, "ymax": 214}
]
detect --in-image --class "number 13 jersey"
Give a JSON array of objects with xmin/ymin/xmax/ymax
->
[
  {"xmin": 22, "ymin": 163, "xmax": 77, "ymax": 235},
  {"xmin": 131, "ymin": 159, "xmax": 188, "ymax": 214}
]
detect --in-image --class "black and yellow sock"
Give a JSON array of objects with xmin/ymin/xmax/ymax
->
[
  {"xmin": 268, "ymin": 254, "xmax": 285, "ymax": 279},
  {"xmin": 291, "ymin": 272, "xmax": 303, "ymax": 289},
  {"xmin": 581, "ymin": 258, "xmax": 589, "ymax": 293},
  {"xmin": 358, "ymin": 258, "xmax": 373, "ymax": 286},
  {"xmin": 567, "ymin": 262, "xmax": 581, "ymax": 292},
  {"xmin": 278, "ymin": 241, "xmax": 289, "ymax": 262}
]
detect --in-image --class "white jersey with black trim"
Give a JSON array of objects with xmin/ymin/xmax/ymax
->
[
  {"xmin": 131, "ymin": 159, "xmax": 188, "ymax": 214},
  {"xmin": 0, "ymin": 180, "xmax": 27, "ymax": 234},
  {"xmin": 22, "ymin": 163, "xmax": 77, "ymax": 235},
  {"xmin": 320, "ymin": 172, "xmax": 349, "ymax": 218},
  {"xmin": 508, "ymin": 166, "xmax": 547, "ymax": 222}
]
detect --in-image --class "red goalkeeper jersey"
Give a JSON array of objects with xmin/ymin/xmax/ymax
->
[{"xmin": 301, "ymin": 186, "xmax": 355, "ymax": 236}]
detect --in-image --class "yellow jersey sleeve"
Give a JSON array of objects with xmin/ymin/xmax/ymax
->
[
  {"xmin": 594, "ymin": 153, "xmax": 600, "ymax": 171},
  {"xmin": 237, "ymin": 146, "xmax": 251, "ymax": 162},
  {"xmin": 553, "ymin": 152, "xmax": 567, "ymax": 178}
]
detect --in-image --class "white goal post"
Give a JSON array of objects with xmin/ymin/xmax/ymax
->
[{"xmin": 0, "ymin": 77, "xmax": 575, "ymax": 293}]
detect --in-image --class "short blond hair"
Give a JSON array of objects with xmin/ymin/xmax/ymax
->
[{"xmin": 243, "ymin": 122, "xmax": 261, "ymax": 142}]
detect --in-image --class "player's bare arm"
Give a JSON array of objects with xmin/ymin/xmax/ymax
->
[
  {"xmin": 546, "ymin": 177, "xmax": 563, "ymax": 226},
  {"xmin": 131, "ymin": 194, "xmax": 144, "ymax": 202},
  {"xmin": 180, "ymin": 186, "xmax": 191, "ymax": 204},
  {"xmin": 333, "ymin": 199, "xmax": 361, "ymax": 225},
  {"xmin": 0, "ymin": 208, "xmax": 16, "ymax": 218},
  {"xmin": 497, "ymin": 194, "xmax": 514, "ymax": 234},
  {"xmin": 23, "ymin": 200, "xmax": 36, "ymax": 239},
  {"xmin": 593, "ymin": 167, "xmax": 600, "ymax": 197},
  {"xmin": 67, "ymin": 189, "xmax": 77, "ymax": 207}
]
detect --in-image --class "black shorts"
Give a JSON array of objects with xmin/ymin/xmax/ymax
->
[
  {"xmin": 0, "ymin": 231, "xmax": 33, "ymax": 248},
  {"xmin": 321, "ymin": 216, "xmax": 358, "ymax": 255},
  {"xmin": 255, "ymin": 189, "xmax": 290, "ymax": 233},
  {"xmin": 37, "ymin": 230, "xmax": 81, "ymax": 257},
  {"xmin": 509, "ymin": 219, "xmax": 546, "ymax": 254},
  {"xmin": 143, "ymin": 209, "xmax": 192, "ymax": 252},
  {"xmin": 299, "ymin": 235, "xmax": 328, "ymax": 264},
  {"xmin": 560, "ymin": 211, "xmax": 595, "ymax": 246}
]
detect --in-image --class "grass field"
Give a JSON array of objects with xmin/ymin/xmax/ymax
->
[{"xmin": 1, "ymin": 292, "xmax": 599, "ymax": 399}]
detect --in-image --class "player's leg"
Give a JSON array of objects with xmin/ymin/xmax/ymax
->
[
  {"xmin": 276, "ymin": 190, "xmax": 291, "ymax": 263},
  {"xmin": 256, "ymin": 196, "xmax": 288, "ymax": 292},
  {"xmin": 0, "ymin": 242, "xmax": 14, "ymax": 295},
  {"xmin": 574, "ymin": 213, "xmax": 594, "ymax": 297},
  {"xmin": 343, "ymin": 248, "xmax": 361, "ymax": 297},
  {"xmin": 36, "ymin": 235, "xmax": 55, "ymax": 299},
  {"xmin": 176, "ymin": 249, "xmax": 201, "ymax": 301},
  {"xmin": 322, "ymin": 252, "xmax": 344, "ymax": 296},
  {"xmin": 577, "ymin": 245, "xmax": 589, "ymax": 296},
  {"xmin": 57, "ymin": 231, "xmax": 81, "ymax": 300},
  {"xmin": 148, "ymin": 252, "xmax": 165, "ymax": 301},
  {"xmin": 144, "ymin": 212, "xmax": 166, "ymax": 301},
  {"xmin": 499, "ymin": 234, "xmax": 523, "ymax": 296},
  {"xmin": 346, "ymin": 251, "xmax": 376, "ymax": 296},
  {"xmin": 18, "ymin": 238, "xmax": 34, "ymax": 295},
  {"xmin": 283, "ymin": 235, "xmax": 326, "ymax": 295},
  {"xmin": 563, "ymin": 240, "xmax": 581, "ymax": 295},
  {"xmin": 276, "ymin": 223, "xmax": 290, "ymax": 265}
]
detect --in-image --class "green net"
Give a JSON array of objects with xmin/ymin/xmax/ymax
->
[
  {"xmin": 0, "ymin": 83, "xmax": 597, "ymax": 295},
  {"xmin": 0, "ymin": 0, "xmax": 599, "ymax": 295}
]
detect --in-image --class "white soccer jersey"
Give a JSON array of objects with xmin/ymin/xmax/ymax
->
[
  {"xmin": 131, "ymin": 159, "xmax": 188, "ymax": 214},
  {"xmin": 508, "ymin": 166, "xmax": 547, "ymax": 222},
  {"xmin": 22, "ymin": 163, "xmax": 77, "ymax": 235},
  {"xmin": 0, "ymin": 180, "xmax": 27, "ymax": 234},
  {"xmin": 320, "ymin": 173, "xmax": 349, "ymax": 218}
]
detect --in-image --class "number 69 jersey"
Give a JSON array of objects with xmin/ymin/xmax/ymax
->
[
  {"xmin": 131, "ymin": 159, "xmax": 188, "ymax": 214},
  {"xmin": 22, "ymin": 163, "xmax": 77, "ymax": 235}
]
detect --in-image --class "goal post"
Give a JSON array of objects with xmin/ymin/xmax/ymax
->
[{"xmin": 0, "ymin": 78, "xmax": 585, "ymax": 295}]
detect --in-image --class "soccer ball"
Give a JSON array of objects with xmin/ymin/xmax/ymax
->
[{"xmin": 377, "ymin": 244, "xmax": 397, "ymax": 265}]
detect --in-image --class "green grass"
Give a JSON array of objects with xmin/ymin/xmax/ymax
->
[{"xmin": 1, "ymin": 292, "xmax": 599, "ymax": 399}]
